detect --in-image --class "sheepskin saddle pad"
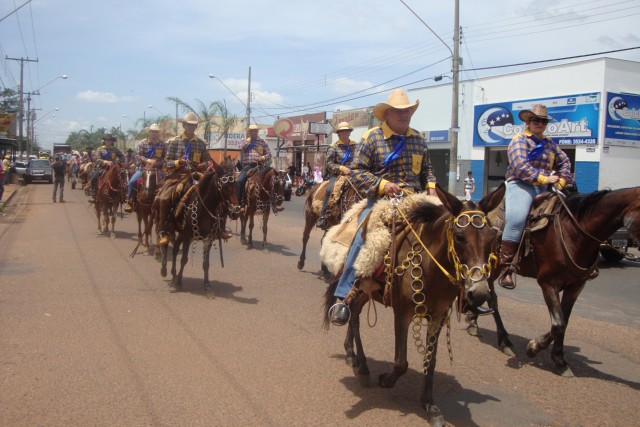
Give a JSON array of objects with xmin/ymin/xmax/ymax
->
[
  {"xmin": 319, "ymin": 192, "xmax": 441, "ymax": 278},
  {"xmin": 310, "ymin": 176, "xmax": 349, "ymax": 216}
]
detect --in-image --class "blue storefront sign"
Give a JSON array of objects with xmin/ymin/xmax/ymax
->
[
  {"xmin": 473, "ymin": 93, "xmax": 601, "ymax": 147},
  {"xmin": 604, "ymin": 92, "xmax": 640, "ymax": 148}
]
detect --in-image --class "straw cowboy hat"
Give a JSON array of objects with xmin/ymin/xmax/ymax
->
[
  {"xmin": 333, "ymin": 121, "xmax": 354, "ymax": 133},
  {"xmin": 373, "ymin": 89, "xmax": 420, "ymax": 121},
  {"xmin": 518, "ymin": 104, "xmax": 553, "ymax": 122},
  {"xmin": 146, "ymin": 123, "xmax": 160, "ymax": 132},
  {"xmin": 179, "ymin": 112, "xmax": 200, "ymax": 124},
  {"xmin": 102, "ymin": 131, "xmax": 116, "ymax": 141},
  {"xmin": 247, "ymin": 124, "xmax": 260, "ymax": 131}
]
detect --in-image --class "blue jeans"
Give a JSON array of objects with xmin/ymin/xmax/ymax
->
[
  {"xmin": 503, "ymin": 179, "xmax": 547, "ymax": 242},
  {"xmin": 127, "ymin": 169, "xmax": 143, "ymax": 199},
  {"xmin": 334, "ymin": 198, "xmax": 376, "ymax": 299}
]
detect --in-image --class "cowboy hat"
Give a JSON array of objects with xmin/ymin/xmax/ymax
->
[
  {"xmin": 146, "ymin": 123, "xmax": 160, "ymax": 132},
  {"xmin": 247, "ymin": 124, "xmax": 260, "ymax": 131},
  {"xmin": 518, "ymin": 104, "xmax": 553, "ymax": 122},
  {"xmin": 179, "ymin": 112, "xmax": 200, "ymax": 124},
  {"xmin": 373, "ymin": 89, "xmax": 420, "ymax": 121},
  {"xmin": 333, "ymin": 121, "xmax": 354, "ymax": 133},
  {"xmin": 102, "ymin": 131, "xmax": 117, "ymax": 141}
]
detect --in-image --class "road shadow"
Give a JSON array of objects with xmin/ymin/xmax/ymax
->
[
  {"xmin": 164, "ymin": 277, "xmax": 259, "ymax": 304},
  {"xmin": 332, "ymin": 354, "xmax": 498, "ymax": 426},
  {"xmin": 470, "ymin": 325, "xmax": 640, "ymax": 390},
  {"xmin": 239, "ymin": 241, "xmax": 297, "ymax": 256}
]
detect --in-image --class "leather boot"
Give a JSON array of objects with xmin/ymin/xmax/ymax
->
[
  {"xmin": 498, "ymin": 240, "xmax": 519, "ymax": 289},
  {"xmin": 124, "ymin": 197, "xmax": 134, "ymax": 213}
]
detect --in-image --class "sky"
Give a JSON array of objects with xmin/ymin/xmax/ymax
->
[{"xmin": 1, "ymin": 0, "xmax": 639, "ymax": 150}]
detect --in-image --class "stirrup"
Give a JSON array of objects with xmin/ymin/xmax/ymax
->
[{"xmin": 328, "ymin": 301, "xmax": 351, "ymax": 326}]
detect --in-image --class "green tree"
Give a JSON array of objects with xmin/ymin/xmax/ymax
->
[
  {"xmin": 210, "ymin": 100, "xmax": 240, "ymax": 157},
  {"xmin": 0, "ymin": 88, "xmax": 20, "ymax": 113},
  {"xmin": 166, "ymin": 97, "xmax": 228, "ymax": 144}
]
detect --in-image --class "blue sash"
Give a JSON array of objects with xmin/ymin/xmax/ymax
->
[
  {"xmin": 246, "ymin": 139, "xmax": 256, "ymax": 152},
  {"xmin": 184, "ymin": 142, "xmax": 191, "ymax": 160},
  {"xmin": 526, "ymin": 135, "xmax": 549, "ymax": 163},
  {"xmin": 340, "ymin": 144, "xmax": 351, "ymax": 165},
  {"xmin": 382, "ymin": 136, "xmax": 406, "ymax": 168}
]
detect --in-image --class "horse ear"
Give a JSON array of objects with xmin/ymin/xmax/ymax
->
[
  {"xmin": 478, "ymin": 182, "xmax": 505, "ymax": 214},
  {"xmin": 435, "ymin": 183, "xmax": 463, "ymax": 216}
]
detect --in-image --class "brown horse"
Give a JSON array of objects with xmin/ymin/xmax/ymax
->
[
  {"xmin": 161, "ymin": 162, "xmax": 241, "ymax": 292},
  {"xmin": 323, "ymin": 184, "xmax": 505, "ymax": 426},
  {"xmin": 133, "ymin": 168, "xmax": 163, "ymax": 256},
  {"xmin": 465, "ymin": 186, "xmax": 640, "ymax": 377},
  {"xmin": 297, "ymin": 177, "xmax": 362, "ymax": 274},
  {"xmin": 94, "ymin": 163, "xmax": 123, "ymax": 238},
  {"xmin": 239, "ymin": 167, "xmax": 286, "ymax": 249}
]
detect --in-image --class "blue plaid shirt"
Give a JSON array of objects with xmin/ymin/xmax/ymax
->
[
  {"xmin": 165, "ymin": 133, "xmax": 210, "ymax": 169},
  {"xmin": 351, "ymin": 122, "xmax": 436, "ymax": 198},
  {"xmin": 326, "ymin": 140, "xmax": 357, "ymax": 177},
  {"xmin": 506, "ymin": 130, "xmax": 572, "ymax": 185}
]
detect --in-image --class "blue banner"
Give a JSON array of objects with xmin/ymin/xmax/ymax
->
[
  {"xmin": 473, "ymin": 93, "xmax": 601, "ymax": 147},
  {"xmin": 604, "ymin": 92, "xmax": 640, "ymax": 148},
  {"xmin": 427, "ymin": 130, "xmax": 449, "ymax": 143}
]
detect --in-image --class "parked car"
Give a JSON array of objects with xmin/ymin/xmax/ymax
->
[
  {"xmin": 283, "ymin": 172, "xmax": 292, "ymax": 201},
  {"xmin": 600, "ymin": 228, "xmax": 638, "ymax": 262},
  {"xmin": 24, "ymin": 158, "xmax": 53, "ymax": 184},
  {"xmin": 12, "ymin": 160, "xmax": 28, "ymax": 177}
]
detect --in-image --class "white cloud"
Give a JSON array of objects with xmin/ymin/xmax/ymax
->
[
  {"xmin": 76, "ymin": 90, "xmax": 119, "ymax": 103},
  {"xmin": 329, "ymin": 77, "xmax": 376, "ymax": 95}
]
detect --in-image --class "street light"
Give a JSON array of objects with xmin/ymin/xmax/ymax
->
[
  {"xmin": 148, "ymin": 104, "xmax": 163, "ymax": 115},
  {"xmin": 208, "ymin": 73, "xmax": 250, "ymax": 125},
  {"xmin": 33, "ymin": 107, "xmax": 59, "ymax": 125}
]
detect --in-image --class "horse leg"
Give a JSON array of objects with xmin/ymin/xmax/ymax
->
[
  {"xmin": 170, "ymin": 235, "xmax": 183, "ymax": 286},
  {"xmin": 420, "ymin": 319, "xmax": 446, "ymax": 427},
  {"xmin": 96, "ymin": 205, "xmax": 103, "ymax": 235},
  {"xmin": 110, "ymin": 208, "xmax": 117, "ymax": 239},
  {"xmin": 297, "ymin": 214, "xmax": 315, "ymax": 270},
  {"xmin": 548, "ymin": 282, "xmax": 585, "ymax": 377},
  {"xmin": 202, "ymin": 240, "xmax": 214, "ymax": 295},
  {"xmin": 171, "ymin": 235, "xmax": 187, "ymax": 290},
  {"xmin": 348, "ymin": 294, "xmax": 371, "ymax": 387},
  {"xmin": 465, "ymin": 285, "xmax": 516, "ymax": 357},
  {"xmin": 160, "ymin": 242, "xmax": 168, "ymax": 277},
  {"xmin": 240, "ymin": 214, "xmax": 247, "ymax": 244},
  {"xmin": 247, "ymin": 214, "xmax": 254, "ymax": 248},
  {"xmin": 261, "ymin": 212, "xmax": 269, "ymax": 250},
  {"xmin": 136, "ymin": 210, "xmax": 143, "ymax": 245},
  {"xmin": 379, "ymin": 309, "xmax": 412, "ymax": 388}
]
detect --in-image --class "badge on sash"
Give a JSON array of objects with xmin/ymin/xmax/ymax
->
[
  {"xmin": 411, "ymin": 154, "xmax": 423, "ymax": 175},
  {"xmin": 155, "ymin": 149, "xmax": 163, "ymax": 158},
  {"xmin": 193, "ymin": 152, "xmax": 201, "ymax": 163},
  {"xmin": 111, "ymin": 152, "xmax": 116, "ymax": 160}
]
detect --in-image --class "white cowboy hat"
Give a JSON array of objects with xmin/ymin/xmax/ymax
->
[
  {"xmin": 247, "ymin": 124, "xmax": 260, "ymax": 131},
  {"xmin": 179, "ymin": 112, "xmax": 200, "ymax": 124},
  {"xmin": 518, "ymin": 104, "xmax": 553, "ymax": 122},
  {"xmin": 146, "ymin": 123, "xmax": 160, "ymax": 131},
  {"xmin": 373, "ymin": 89, "xmax": 419, "ymax": 121},
  {"xmin": 333, "ymin": 121, "xmax": 354, "ymax": 133}
]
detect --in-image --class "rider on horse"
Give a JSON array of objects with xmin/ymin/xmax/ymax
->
[
  {"xmin": 157, "ymin": 112, "xmax": 232, "ymax": 246},
  {"xmin": 88, "ymin": 132, "xmax": 124, "ymax": 203},
  {"xmin": 125, "ymin": 123, "xmax": 166, "ymax": 213},
  {"xmin": 237, "ymin": 124, "xmax": 283, "ymax": 213},
  {"xmin": 329, "ymin": 89, "xmax": 437, "ymax": 326},
  {"xmin": 316, "ymin": 121, "xmax": 358, "ymax": 230}
]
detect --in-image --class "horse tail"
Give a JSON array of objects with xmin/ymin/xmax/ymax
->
[{"xmin": 322, "ymin": 271, "xmax": 342, "ymax": 330}]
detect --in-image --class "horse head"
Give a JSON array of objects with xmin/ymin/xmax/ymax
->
[
  {"xmin": 206, "ymin": 161, "xmax": 240, "ymax": 220},
  {"xmin": 270, "ymin": 169, "xmax": 286, "ymax": 213},
  {"xmin": 423, "ymin": 183, "xmax": 505, "ymax": 308}
]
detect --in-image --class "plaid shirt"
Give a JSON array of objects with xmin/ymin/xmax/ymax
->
[
  {"xmin": 165, "ymin": 133, "xmax": 210, "ymax": 169},
  {"xmin": 351, "ymin": 122, "xmax": 436, "ymax": 198},
  {"xmin": 326, "ymin": 139, "xmax": 358, "ymax": 177},
  {"xmin": 506, "ymin": 130, "xmax": 572, "ymax": 184},
  {"xmin": 94, "ymin": 145, "xmax": 124, "ymax": 166},
  {"xmin": 136, "ymin": 139, "xmax": 166, "ymax": 167},
  {"xmin": 240, "ymin": 137, "xmax": 271, "ymax": 166}
]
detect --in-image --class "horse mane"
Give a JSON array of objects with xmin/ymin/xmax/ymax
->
[
  {"xmin": 406, "ymin": 200, "xmax": 446, "ymax": 225},
  {"xmin": 562, "ymin": 189, "xmax": 611, "ymax": 221}
]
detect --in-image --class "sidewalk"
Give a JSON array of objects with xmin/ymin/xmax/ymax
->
[{"xmin": 0, "ymin": 182, "xmax": 22, "ymax": 212}]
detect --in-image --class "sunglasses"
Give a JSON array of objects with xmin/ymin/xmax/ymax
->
[{"xmin": 530, "ymin": 117, "xmax": 550, "ymax": 125}]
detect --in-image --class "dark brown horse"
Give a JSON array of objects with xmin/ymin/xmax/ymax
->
[
  {"xmin": 161, "ymin": 162, "xmax": 241, "ymax": 292},
  {"xmin": 239, "ymin": 167, "xmax": 286, "ymax": 249},
  {"xmin": 94, "ymin": 163, "xmax": 123, "ymax": 238},
  {"xmin": 465, "ymin": 186, "xmax": 640, "ymax": 377},
  {"xmin": 297, "ymin": 177, "xmax": 362, "ymax": 274},
  {"xmin": 134, "ymin": 168, "xmax": 163, "ymax": 256},
  {"xmin": 323, "ymin": 184, "xmax": 505, "ymax": 426}
]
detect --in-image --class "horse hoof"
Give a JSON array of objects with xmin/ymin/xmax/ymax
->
[
  {"xmin": 297, "ymin": 261, "xmax": 304, "ymax": 270},
  {"xmin": 97, "ymin": 230, "xmax": 103, "ymax": 235},
  {"xmin": 526, "ymin": 340, "xmax": 539, "ymax": 358},
  {"xmin": 110, "ymin": 232, "xmax": 116, "ymax": 239},
  {"xmin": 425, "ymin": 404, "xmax": 445, "ymax": 427},
  {"xmin": 206, "ymin": 290, "xmax": 216, "ymax": 300},
  {"xmin": 346, "ymin": 354, "xmax": 358, "ymax": 367},
  {"xmin": 466, "ymin": 323, "xmax": 479, "ymax": 337},
  {"xmin": 501, "ymin": 345, "xmax": 517, "ymax": 357},
  {"xmin": 160, "ymin": 266, "xmax": 167, "ymax": 278},
  {"xmin": 557, "ymin": 365, "xmax": 574, "ymax": 378}
]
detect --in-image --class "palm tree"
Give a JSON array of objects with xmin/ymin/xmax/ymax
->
[
  {"xmin": 210, "ymin": 100, "xmax": 240, "ymax": 158},
  {"xmin": 167, "ymin": 97, "xmax": 222, "ymax": 144}
]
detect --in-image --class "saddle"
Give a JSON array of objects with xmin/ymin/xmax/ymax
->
[{"xmin": 311, "ymin": 176, "xmax": 349, "ymax": 218}]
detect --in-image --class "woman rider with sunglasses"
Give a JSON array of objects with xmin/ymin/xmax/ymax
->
[{"xmin": 497, "ymin": 104, "xmax": 573, "ymax": 289}]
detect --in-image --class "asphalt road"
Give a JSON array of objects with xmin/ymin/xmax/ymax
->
[{"xmin": 1, "ymin": 183, "xmax": 638, "ymax": 426}]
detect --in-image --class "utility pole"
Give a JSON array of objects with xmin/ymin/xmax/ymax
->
[
  {"xmin": 6, "ymin": 56, "xmax": 38, "ymax": 156},
  {"xmin": 246, "ymin": 66, "xmax": 252, "ymax": 126},
  {"xmin": 447, "ymin": 0, "xmax": 461, "ymax": 195}
]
